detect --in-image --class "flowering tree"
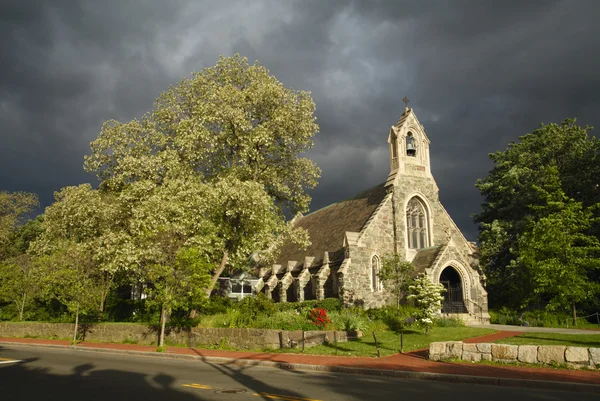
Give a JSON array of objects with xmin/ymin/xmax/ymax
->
[
  {"xmin": 84, "ymin": 54, "xmax": 319, "ymax": 295},
  {"xmin": 407, "ymin": 274, "xmax": 445, "ymax": 333}
]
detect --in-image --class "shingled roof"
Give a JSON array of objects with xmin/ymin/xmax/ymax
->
[
  {"xmin": 411, "ymin": 245, "xmax": 443, "ymax": 273},
  {"xmin": 276, "ymin": 182, "xmax": 389, "ymax": 266}
]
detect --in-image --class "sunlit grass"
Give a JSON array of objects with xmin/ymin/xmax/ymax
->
[
  {"xmin": 495, "ymin": 332, "xmax": 600, "ymax": 348},
  {"xmin": 271, "ymin": 327, "xmax": 495, "ymax": 357}
]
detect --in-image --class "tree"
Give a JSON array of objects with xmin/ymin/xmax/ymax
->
[
  {"xmin": 32, "ymin": 184, "xmax": 133, "ymax": 315},
  {"xmin": 407, "ymin": 274, "xmax": 445, "ymax": 333},
  {"xmin": 83, "ymin": 54, "xmax": 319, "ymax": 293},
  {"xmin": 475, "ymin": 119, "xmax": 600, "ymax": 308},
  {"xmin": 518, "ymin": 191, "xmax": 600, "ymax": 323},
  {"xmin": 379, "ymin": 255, "xmax": 415, "ymax": 307},
  {"xmin": 40, "ymin": 244, "xmax": 103, "ymax": 342},
  {"xmin": 0, "ymin": 254, "xmax": 41, "ymax": 320},
  {"xmin": 143, "ymin": 244, "xmax": 211, "ymax": 347},
  {"xmin": 0, "ymin": 191, "xmax": 38, "ymax": 260},
  {"xmin": 3, "ymin": 216, "xmax": 44, "ymax": 258}
]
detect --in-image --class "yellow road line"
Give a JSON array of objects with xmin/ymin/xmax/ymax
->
[
  {"xmin": 182, "ymin": 383, "xmax": 212, "ymax": 390},
  {"xmin": 181, "ymin": 383, "xmax": 322, "ymax": 401},
  {"xmin": 253, "ymin": 392, "xmax": 322, "ymax": 401},
  {"xmin": 0, "ymin": 358, "xmax": 20, "ymax": 365}
]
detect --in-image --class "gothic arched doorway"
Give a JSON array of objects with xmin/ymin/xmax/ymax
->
[{"xmin": 439, "ymin": 266, "xmax": 467, "ymax": 313}]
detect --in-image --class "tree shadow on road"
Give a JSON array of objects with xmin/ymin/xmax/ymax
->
[{"xmin": 0, "ymin": 354, "xmax": 205, "ymax": 401}]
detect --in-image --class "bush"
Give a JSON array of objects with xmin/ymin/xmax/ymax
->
[
  {"xmin": 329, "ymin": 310, "xmax": 368, "ymax": 333},
  {"xmin": 318, "ymin": 298, "xmax": 342, "ymax": 312},
  {"xmin": 251, "ymin": 310, "xmax": 314, "ymax": 331},
  {"xmin": 309, "ymin": 307, "xmax": 330, "ymax": 329},
  {"xmin": 197, "ymin": 310, "xmax": 242, "ymax": 328},
  {"xmin": 434, "ymin": 317, "xmax": 465, "ymax": 327},
  {"xmin": 366, "ymin": 305, "xmax": 419, "ymax": 332},
  {"xmin": 201, "ymin": 296, "xmax": 234, "ymax": 315},
  {"xmin": 488, "ymin": 307, "xmax": 578, "ymax": 327},
  {"xmin": 222, "ymin": 294, "xmax": 278, "ymax": 327},
  {"xmin": 489, "ymin": 307, "xmax": 522, "ymax": 326}
]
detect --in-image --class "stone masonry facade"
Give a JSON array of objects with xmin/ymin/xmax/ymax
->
[{"xmin": 254, "ymin": 105, "xmax": 489, "ymax": 322}]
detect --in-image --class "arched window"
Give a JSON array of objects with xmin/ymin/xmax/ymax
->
[
  {"xmin": 371, "ymin": 255, "xmax": 382, "ymax": 292},
  {"xmin": 406, "ymin": 132, "xmax": 416, "ymax": 157},
  {"xmin": 391, "ymin": 135, "xmax": 398, "ymax": 161},
  {"xmin": 406, "ymin": 197, "xmax": 429, "ymax": 249}
]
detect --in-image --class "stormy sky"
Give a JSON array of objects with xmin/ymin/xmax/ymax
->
[{"xmin": 2, "ymin": 0, "xmax": 599, "ymax": 240}]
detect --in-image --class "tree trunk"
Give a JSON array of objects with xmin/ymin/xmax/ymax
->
[
  {"xmin": 204, "ymin": 251, "xmax": 229, "ymax": 298},
  {"xmin": 572, "ymin": 302, "xmax": 577, "ymax": 326},
  {"xmin": 73, "ymin": 306, "xmax": 79, "ymax": 344},
  {"xmin": 19, "ymin": 292, "xmax": 26, "ymax": 321},
  {"xmin": 159, "ymin": 304, "xmax": 167, "ymax": 347}
]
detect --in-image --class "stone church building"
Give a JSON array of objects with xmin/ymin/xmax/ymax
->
[{"xmin": 252, "ymin": 105, "xmax": 490, "ymax": 323}]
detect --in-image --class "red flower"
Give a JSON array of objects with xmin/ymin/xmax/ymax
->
[{"xmin": 309, "ymin": 307, "xmax": 330, "ymax": 328}]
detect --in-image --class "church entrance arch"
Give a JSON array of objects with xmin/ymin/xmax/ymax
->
[{"xmin": 439, "ymin": 266, "xmax": 467, "ymax": 313}]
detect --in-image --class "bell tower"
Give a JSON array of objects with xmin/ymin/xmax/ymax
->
[{"xmin": 386, "ymin": 98, "xmax": 433, "ymax": 187}]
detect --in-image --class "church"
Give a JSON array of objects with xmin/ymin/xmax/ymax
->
[{"xmin": 252, "ymin": 103, "xmax": 490, "ymax": 323}]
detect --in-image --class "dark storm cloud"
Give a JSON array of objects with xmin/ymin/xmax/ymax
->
[{"xmin": 1, "ymin": 0, "xmax": 600, "ymax": 240}]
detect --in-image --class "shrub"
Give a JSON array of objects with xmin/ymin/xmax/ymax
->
[
  {"xmin": 434, "ymin": 317, "xmax": 465, "ymax": 327},
  {"xmin": 309, "ymin": 307, "xmax": 330, "ymax": 329},
  {"xmin": 198, "ymin": 310, "xmax": 243, "ymax": 328},
  {"xmin": 202, "ymin": 296, "xmax": 234, "ymax": 315},
  {"xmin": 366, "ymin": 305, "xmax": 419, "ymax": 332},
  {"xmin": 329, "ymin": 310, "xmax": 368, "ymax": 333},
  {"xmin": 318, "ymin": 298, "xmax": 342, "ymax": 312},
  {"xmin": 237, "ymin": 293, "xmax": 277, "ymax": 321},
  {"xmin": 251, "ymin": 310, "xmax": 314, "ymax": 331},
  {"xmin": 489, "ymin": 307, "xmax": 520, "ymax": 325}
]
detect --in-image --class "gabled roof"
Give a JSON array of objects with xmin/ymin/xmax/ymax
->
[
  {"xmin": 411, "ymin": 245, "xmax": 443, "ymax": 273},
  {"xmin": 276, "ymin": 183, "xmax": 389, "ymax": 266}
]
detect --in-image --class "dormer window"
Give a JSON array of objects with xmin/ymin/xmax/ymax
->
[{"xmin": 406, "ymin": 132, "xmax": 416, "ymax": 157}]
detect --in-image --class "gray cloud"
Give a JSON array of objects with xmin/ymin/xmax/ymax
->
[{"xmin": 1, "ymin": 0, "xmax": 599, "ymax": 240}]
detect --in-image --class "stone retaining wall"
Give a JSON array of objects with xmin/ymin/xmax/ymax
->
[
  {"xmin": 429, "ymin": 341, "xmax": 600, "ymax": 369},
  {"xmin": 0, "ymin": 322, "xmax": 350, "ymax": 350}
]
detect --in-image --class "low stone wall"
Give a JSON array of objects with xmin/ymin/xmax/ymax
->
[
  {"xmin": 0, "ymin": 322, "xmax": 350, "ymax": 350},
  {"xmin": 429, "ymin": 341, "xmax": 600, "ymax": 369}
]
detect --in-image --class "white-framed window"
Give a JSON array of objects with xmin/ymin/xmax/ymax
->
[
  {"xmin": 371, "ymin": 254, "xmax": 382, "ymax": 292},
  {"xmin": 406, "ymin": 197, "xmax": 429, "ymax": 249}
]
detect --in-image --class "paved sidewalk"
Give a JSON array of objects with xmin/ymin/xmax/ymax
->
[{"xmin": 1, "ymin": 330, "xmax": 599, "ymax": 391}]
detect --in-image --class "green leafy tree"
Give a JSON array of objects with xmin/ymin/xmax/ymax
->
[
  {"xmin": 143, "ymin": 244, "xmax": 211, "ymax": 347},
  {"xmin": 0, "ymin": 191, "xmax": 38, "ymax": 260},
  {"xmin": 475, "ymin": 119, "xmax": 600, "ymax": 308},
  {"xmin": 379, "ymin": 255, "xmax": 415, "ymax": 307},
  {"xmin": 83, "ymin": 54, "xmax": 318, "ymax": 294},
  {"xmin": 518, "ymin": 191, "xmax": 600, "ymax": 323},
  {"xmin": 32, "ymin": 184, "xmax": 134, "ymax": 315},
  {"xmin": 0, "ymin": 254, "xmax": 41, "ymax": 320},
  {"xmin": 40, "ymin": 244, "xmax": 103, "ymax": 342},
  {"xmin": 407, "ymin": 274, "xmax": 445, "ymax": 333}
]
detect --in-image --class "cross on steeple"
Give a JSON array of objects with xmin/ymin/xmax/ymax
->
[{"xmin": 402, "ymin": 96, "xmax": 410, "ymax": 114}]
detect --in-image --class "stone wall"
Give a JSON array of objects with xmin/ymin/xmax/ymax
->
[
  {"xmin": 0, "ymin": 322, "xmax": 350, "ymax": 350},
  {"xmin": 429, "ymin": 341, "xmax": 600, "ymax": 369},
  {"xmin": 346, "ymin": 195, "xmax": 396, "ymax": 308}
]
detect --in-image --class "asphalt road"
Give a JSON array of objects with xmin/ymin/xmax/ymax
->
[{"xmin": 0, "ymin": 344, "xmax": 595, "ymax": 401}]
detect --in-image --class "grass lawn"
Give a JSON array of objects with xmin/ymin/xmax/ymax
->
[
  {"xmin": 495, "ymin": 333, "xmax": 600, "ymax": 348},
  {"xmin": 272, "ymin": 327, "xmax": 496, "ymax": 358}
]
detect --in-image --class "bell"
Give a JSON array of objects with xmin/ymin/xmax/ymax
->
[{"xmin": 406, "ymin": 142, "xmax": 416, "ymax": 151}]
